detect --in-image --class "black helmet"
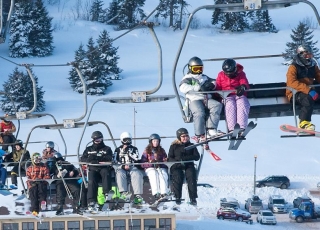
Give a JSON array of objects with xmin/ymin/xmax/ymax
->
[
  {"xmin": 46, "ymin": 141, "xmax": 54, "ymax": 149},
  {"xmin": 188, "ymin": 56, "xmax": 203, "ymax": 74},
  {"xmin": 91, "ymin": 131, "xmax": 103, "ymax": 139},
  {"xmin": 149, "ymin": 133, "xmax": 161, "ymax": 143},
  {"xmin": 222, "ymin": 59, "xmax": 237, "ymax": 77},
  {"xmin": 176, "ymin": 128, "xmax": 189, "ymax": 140},
  {"xmin": 15, "ymin": 139, "xmax": 23, "ymax": 147},
  {"xmin": 297, "ymin": 44, "xmax": 313, "ymax": 66}
]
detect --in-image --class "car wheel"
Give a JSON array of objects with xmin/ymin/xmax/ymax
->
[
  {"xmin": 296, "ymin": 216, "xmax": 304, "ymax": 223},
  {"xmin": 272, "ymin": 223, "xmax": 277, "ymax": 225},
  {"xmin": 260, "ymin": 219, "xmax": 263, "ymax": 224},
  {"xmin": 256, "ymin": 218, "xmax": 259, "ymax": 223},
  {"xmin": 280, "ymin": 184, "xmax": 287, "ymax": 189},
  {"xmin": 237, "ymin": 216, "xmax": 243, "ymax": 222},
  {"xmin": 260, "ymin": 183, "xmax": 266, "ymax": 187},
  {"xmin": 218, "ymin": 216, "xmax": 224, "ymax": 220}
]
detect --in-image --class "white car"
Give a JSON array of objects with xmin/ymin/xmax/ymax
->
[{"xmin": 256, "ymin": 210, "xmax": 277, "ymax": 225}]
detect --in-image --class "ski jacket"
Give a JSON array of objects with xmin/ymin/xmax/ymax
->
[
  {"xmin": 42, "ymin": 148, "xmax": 57, "ymax": 160},
  {"xmin": 215, "ymin": 63, "xmax": 250, "ymax": 96},
  {"xmin": 168, "ymin": 139, "xmax": 200, "ymax": 171},
  {"xmin": 286, "ymin": 55, "xmax": 320, "ymax": 101},
  {"xmin": 0, "ymin": 120, "xmax": 16, "ymax": 134},
  {"xmin": 6, "ymin": 148, "xmax": 30, "ymax": 163},
  {"xmin": 141, "ymin": 146, "xmax": 168, "ymax": 169},
  {"xmin": 52, "ymin": 159, "xmax": 79, "ymax": 179},
  {"xmin": 81, "ymin": 141, "xmax": 113, "ymax": 171},
  {"xmin": 26, "ymin": 163, "xmax": 50, "ymax": 188},
  {"xmin": 179, "ymin": 73, "xmax": 216, "ymax": 101},
  {"xmin": 114, "ymin": 144, "xmax": 140, "ymax": 169},
  {"xmin": 0, "ymin": 150, "xmax": 6, "ymax": 169}
]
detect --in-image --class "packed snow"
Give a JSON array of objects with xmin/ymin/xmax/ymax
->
[{"xmin": 1, "ymin": 0, "xmax": 320, "ymax": 229}]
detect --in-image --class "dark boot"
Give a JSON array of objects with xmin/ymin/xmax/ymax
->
[
  {"xmin": 190, "ymin": 198, "xmax": 197, "ymax": 206},
  {"xmin": 55, "ymin": 205, "xmax": 64, "ymax": 215},
  {"xmin": 175, "ymin": 198, "xmax": 181, "ymax": 205},
  {"xmin": 11, "ymin": 174, "xmax": 18, "ymax": 186},
  {"xmin": 73, "ymin": 206, "xmax": 83, "ymax": 215}
]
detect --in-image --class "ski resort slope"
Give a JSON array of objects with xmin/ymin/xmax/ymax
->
[{"xmin": 0, "ymin": 0, "xmax": 320, "ymax": 229}]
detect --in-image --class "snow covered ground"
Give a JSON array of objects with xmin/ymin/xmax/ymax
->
[{"xmin": 0, "ymin": 0, "xmax": 320, "ymax": 229}]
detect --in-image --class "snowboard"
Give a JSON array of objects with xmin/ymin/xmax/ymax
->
[{"xmin": 280, "ymin": 124, "xmax": 320, "ymax": 137}]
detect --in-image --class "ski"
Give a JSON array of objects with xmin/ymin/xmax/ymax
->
[
  {"xmin": 149, "ymin": 195, "xmax": 171, "ymax": 208},
  {"xmin": 102, "ymin": 190, "xmax": 115, "ymax": 211},
  {"xmin": 230, "ymin": 121, "xmax": 257, "ymax": 150},
  {"xmin": 280, "ymin": 124, "xmax": 320, "ymax": 137},
  {"xmin": 190, "ymin": 136, "xmax": 222, "ymax": 161},
  {"xmin": 228, "ymin": 123, "xmax": 241, "ymax": 150},
  {"xmin": 186, "ymin": 132, "xmax": 232, "ymax": 151}
]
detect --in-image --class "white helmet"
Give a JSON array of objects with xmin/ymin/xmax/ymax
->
[{"xmin": 120, "ymin": 132, "xmax": 132, "ymax": 145}]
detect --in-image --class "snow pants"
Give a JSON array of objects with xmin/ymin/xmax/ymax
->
[
  {"xmin": 11, "ymin": 163, "xmax": 27, "ymax": 186},
  {"xmin": 224, "ymin": 95, "xmax": 250, "ymax": 131},
  {"xmin": 56, "ymin": 180, "xmax": 80, "ymax": 209},
  {"xmin": 29, "ymin": 182, "xmax": 47, "ymax": 213},
  {"xmin": 145, "ymin": 167, "xmax": 169, "ymax": 196},
  {"xmin": 1, "ymin": 134, "xmax": 16, "ymax": 151},
  {"xmin": 116, "ymin": 167, "xmax": 143, "ymax": 195},
  {"xmin": 170, "ymin": 166, "xmax": 197, "ymax": 200},
  {"xmin": 0, "ymin": 167, "xmax": 7, "ymax": 184},
  {"xmin": 189, "ymin": 99, "xmax": 223, "ymax": 136},
  {"xmin": 87, "ymin": 166, "xmax": 112, "ymax": 203},
  {"xmin": 295, "ymin": 92, "xmax": 314, "ymax": 121}
]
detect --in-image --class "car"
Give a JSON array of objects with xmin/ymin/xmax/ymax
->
[
  {"xmin": 245, "ymin": 195, "xmax": 263, "ymax": 214},
  {"xmin": 293, "ymin": 196, "xmax": 313, "ymax": 208},
  {"xmin": 216, "ymin": 207, "xmax": 251, "ymax": 222},
  {"xmin": 197, "ymin": 183, "xmax": 214, "ymax": 188},
  {"xmin": 256, "ymin": 210, "xmax": 277, "ymax": 225},
  {"xmin": 268, "ymin": 195, "xmax": 289, "ymax": 213},
  {"xmin": 255, "ymin": 175, "xmax": 290, "ymax": 189},
  {"xmin": 220, "ymin": 197, "xmax": 240, "ymax": 208}
]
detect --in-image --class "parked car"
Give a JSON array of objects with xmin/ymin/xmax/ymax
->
[
  {"xmin": 256, "ymin": 210, "xmax": 277, "ymax": 225},
  {"xmin": 220, "ymin": 197, "xmax": 240, "ymax": 208},
  {"xmin": 197, "ymin": 183, "xmax": 213, "ymax": 188},
  {"xmin": 255, "ymin": 175, "xmax": 290, "ymax": 189},
  {"xmin": 268, "ymin": 195, "xmax": 288, "ymax": 213},
  {"xmin": 245, "ymin": 195, "xmax": 263, "ymax": 213},
  {"xmin": 293, "ymin": 196, "xmax": 313, "ymax": 208},
  {"xmin": 216, "ymin": 207, "xmax": 251, "ymax": 222}
]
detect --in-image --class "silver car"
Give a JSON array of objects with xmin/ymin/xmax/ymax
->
[
  {"xmin": 245, "ymin": 195, "xmax": 263, "ymax": 214},
  {"xmin": 268, "ymin": 195, "xmax": 288, "ymax": 213}
]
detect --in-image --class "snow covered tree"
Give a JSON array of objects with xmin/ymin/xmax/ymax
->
[
  {"xmin": 283, "ymin": 21, "xmax": 320, "ymax": 61},
  {"xmin": 1, "ymin": 67, "xmax": 45, "ymax": 113},
  {"xmin": 90, "ymin": 0, "xmax": 105, "ymax": 22},
  {"xmin": 249, "ymin": 10, "xmax": 277, "ymax": 33},
  {"xmin": 68, "ymin": 44, "xmax": 87, "ymax": 93}
]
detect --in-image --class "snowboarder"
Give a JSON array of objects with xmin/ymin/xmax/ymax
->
[
  {"xmin": 168, "ymin": 128, "xmax": 200, "ymax": 206},
  {"xmin": 141, "ymin": 133, "xmax": 169, "ymax": 200},
  {"xmin": 0, "ymin": 149, "xmax": 8, "ymax": 189},
  {"xmin": 0, "ymin": 116, "xmax": 16, "ymax": 152},
  {"xmin": 286, "ymin": 44, "xmax": 320, "ymax": 130},
  {"xmin": 80, "ymin": 131, "xmax": 113, "ymax": 211},
  {"xmin": 114, "ymin": 132, "xmax": 144, "ymax": 205},
  {"xmin": 42, "ymin": 141, "xmax": 58, "ymax": 161},
  {"xmin": 179, "ymin": 56, "xmax": 223, "ymax": 142},
  {"xmin": 215, "ymin": 58, "xmax": 250, "ymax": 133}
]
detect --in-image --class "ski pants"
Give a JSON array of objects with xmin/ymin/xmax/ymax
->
[
  {"xmin": 1, "ymin": 134, "xmax": 16, "ymax": 151},
  {"xmin": 189, "ymin": 99, "xmax": 223, "ymax": 136},
  {"xmin": 80, "ymin": 182, "xmax": 88, "ymax": 208},
  {"xmin": 11, "ymin": 163, "xmax": 26, "ymax": 186},
  {"xmin": 224, "ymin": 95, "xmax": 250, "ymax": 131},
  {"xmin": 294, "ymin": 92, "xmax": 314, "ymax": 121},
  {"xmin": 87, "ymin": 167, "xmax": 112, "ymax": 203},
  {"xmin": 145, "ymin": 167, "xmax": 169, "ymax": 196},
  {"xmin": 0, "ymin": 167, "xmax": 7, "ymax": 184},
  {"xmin": 170, "ymin": 166, "xmax": 197, "ymax": 200},
  {"xmin": 56, "ymin": 180, "xmax": 80, "ymax": 208},
  {"xmin": 116, "ymin": 166, "xmax": 143, "ymax": 195},
  {"xmin": 29, "ymin": 182, "xmax": 47, "ymax": 213}
]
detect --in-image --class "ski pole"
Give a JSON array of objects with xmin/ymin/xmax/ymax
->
[{"xmin": 55, "ymin": 162, "xmax": 73, "ymax": 200}]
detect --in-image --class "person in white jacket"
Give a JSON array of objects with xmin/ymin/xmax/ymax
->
[{"xmin": 179, "ymin": 56, "xmax": 223, "ymax": 140}]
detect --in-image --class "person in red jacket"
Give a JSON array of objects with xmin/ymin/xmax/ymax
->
[
  {"xmin": 215, "ymin": 59, "xmax": 250, "ymax": 133},
  {"xmin": 0, "ymin": 117, "xmax": 16, "ymax": 151}
]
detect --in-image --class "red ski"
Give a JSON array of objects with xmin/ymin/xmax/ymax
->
[
  {"xmin": 191, "ymin": 136, "xmax": 221, "ymax": 161},
  {"xmin": 280, "ymin": 124, "xmax": 320, "ymax": 137}
]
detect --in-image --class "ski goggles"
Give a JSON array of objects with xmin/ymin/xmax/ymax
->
[
  {"xmin": 190, "ymin": 65, "xmax": 203, "ymax": 73},
  {"xmin": 33, "ymin": 154, "xmax": 42, "ymax": 163},
  {"xmin": 180, "ymin": 134, "xmax": 189, "ymax": 138},
  {"xmin": 299, "ymin": 51, "xmax": 313, "ymax": 59},
  {"xmin": 123, "ymin": 138, "xmax": 132, "ymax": 144},
  {"xmin": 93, "ymin": 138, "xmax": 103, "ymax": 143}
]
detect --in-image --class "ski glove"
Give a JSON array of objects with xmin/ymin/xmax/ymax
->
[
  {"xmin": 193, "ymin": 84, "xmax": 201, "ymax": 92},
  {"xmin": 235, "ymin": 84, "xmax": 246, "ymax": 96},
  {"xmin": 309, "ymin": 90, "xmax": 319, "ymax": 101},
  {"xmin": 57, "ymin": 169, "xmax": 67, "ymax": 178},
  {"xmin": 200, "ymin": 81, "xmax": 214, "ymax": 92}
]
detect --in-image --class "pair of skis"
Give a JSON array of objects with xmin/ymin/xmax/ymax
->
[{"xmin": 280, "ymin": 124, "xmax": 320, "ymax": 137}]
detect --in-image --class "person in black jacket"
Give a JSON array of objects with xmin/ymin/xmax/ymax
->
[
  {"xmin": 47, "ymin": 152, "xmax": 81, "ymax": 215},
  {"xmin": 168, "ymin": 128, "xmax": 200, "ymax": 206},
  {"xmin": 80, "ymin": 131, "xmax": 113, "ymax": 211}
]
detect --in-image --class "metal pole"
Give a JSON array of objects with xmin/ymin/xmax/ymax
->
[
  {"xmin": 254, "ymin": 155, "xmax": 257, "ymax": 195},
  {"xmin": 133, "ymin": 107, "xmax": 136, "ymax": 146}
]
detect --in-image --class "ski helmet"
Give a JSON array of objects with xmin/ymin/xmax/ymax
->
[
  {"xmin": 222, "ymin": 59, "xmax": 237, "ymax": 77},
  {"xmin": 120, "ymin": 132, "xmax": 132, "ymax": 145},
  {"xmin": 188, "ymin": 56, "xmax": 203, "ymax": 74},
  {"xmin": 15, "ymin": 139, "xmax": 23, "ymax": 147},
  {"xmin": 297, "ymin": 44, "xmax": 313, "ymax": 65},
  {"xmin": 91, "ymin": 131, "xmax": 103, "ymax": 140},
  {"xmin": 32, "ymin": 152, "xmax": 41, "ymax": 164},
  {"xmin": 149, "ymin": 133, "xmax": 161, "ymax": 144},
  {"xmin": 176, "ymin": 128, "xmax": 189, "ymax": 140},
  {"xmin": 46, "ymin": 141, "xmax": 54, "ymax": 149}
]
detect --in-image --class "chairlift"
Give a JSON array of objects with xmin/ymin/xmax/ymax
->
[{"xmin": 0, "ymin": 0, "xmax": 14, "ymax": 43}]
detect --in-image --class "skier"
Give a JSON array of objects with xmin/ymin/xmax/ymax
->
[
  {"xmin": 42, "ymin": 141, "xmax": 58, "ymax": 161},
  {"xmin": 215, "ymin": 58, "xmax": 250, "ymax": 133},
  {"xmin": 26, "ymin": 152, "xmax": 50, "ymax": 216},
  {"xmin": 286, "ymin": 44, "xmax": 320, "ymax": 130},
  {"xmin": 80, "ymin": 131, "xmax": 113, "ymax": 211},
  {"xmin": 5, "ymin": 140, "xmax": 30, "ymax": 188},
  {"xmin": 114, "ymin": 132, "xmax": 144, "ymax": 205},
  {"xmin": 0, "ymin": 116, "xmax": 16, "ymax": 152},
  {"xmin": 168, "ymin": 128, "xmax": 200, "ymax": 206},
  {"xmin": 0, "ymin": 149, "xmax": 8, "ymax": 189},
  {"xmin": 141, "ymin": 133, "xmax": 169, "ymax": 201},
  {"xmin": 47, "ymin": 152, "xmax": 82, "ymax": 215},
  {"xmin": 179, "ymin": 56, "xmax": 223, "ymax": 142}
]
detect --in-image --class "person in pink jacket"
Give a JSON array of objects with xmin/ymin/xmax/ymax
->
[{"xmin": 215, "ymin": 59, "xmax": 250, "ymax": 133}]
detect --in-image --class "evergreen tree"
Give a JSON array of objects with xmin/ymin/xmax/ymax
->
[
  {"xmin": 90, "ymin": 0, "xmax": 104, "ymax": 22},
  {"xmin": 105, "ymin": 0, "xmax": 121, "ymax": 24},
  {"xmin": 1, "ymin": 67, "xmax": 45, "ymax": 113},
  {"xmin": 68, "ymin": 44, "xmax": 87, "ymax": 93},
  {"xmin": 283, "ymin": 21, "xmax": 320, "ymax": 61},
  {"xmin": 155, "ymin": 0, "xmax": 189, "ymax": 27},
  {"xmin": 250, "ymin": 10, "xmax": 277, "ymax": 33}
]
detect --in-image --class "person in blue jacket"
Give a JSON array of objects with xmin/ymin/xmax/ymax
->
[{"xmin": 0, "ymin": 149, "xmax": 8, "ymax": 189}]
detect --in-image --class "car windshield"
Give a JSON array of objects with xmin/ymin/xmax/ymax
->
[
  {"xmin": 263, "ymin": 212, "xmax": 273, "ymax": 216},
  {"xmin": 252, "ymin": 201, "xmax": 262, "ymax": 206},
  {"xmin": 273, "ymin": 199, "xmax": 285, "ymax": 204}
]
